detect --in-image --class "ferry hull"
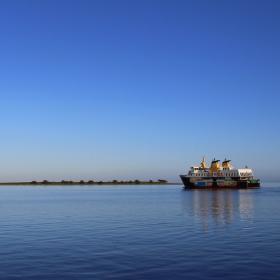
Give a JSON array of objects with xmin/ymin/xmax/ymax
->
[{"xmin": 180, "ymin": 175, "xmax": 260, "ymax": 189}]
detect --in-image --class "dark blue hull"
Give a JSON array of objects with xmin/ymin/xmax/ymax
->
[{"xmin": 180, "ymin": 175, "xmax": 260, "ymax": 189}]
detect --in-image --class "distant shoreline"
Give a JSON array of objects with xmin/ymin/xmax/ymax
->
[{"xmin": 0, "ymin": 180, "xmax": 180, "ymax": 186}]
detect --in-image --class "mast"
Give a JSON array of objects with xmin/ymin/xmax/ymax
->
[{"xmin": 200, "ymin": 156, "xmax": 207, "ymax": 169}]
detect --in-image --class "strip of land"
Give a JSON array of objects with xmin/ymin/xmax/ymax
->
[{"xmin": 0, "ymin": 179, "xmax": 179, "ymax": 186}]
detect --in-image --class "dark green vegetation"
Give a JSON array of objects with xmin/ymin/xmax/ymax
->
[{"xmin": 0, "ymin": 179, "xmax": 170, "ymax": 186}]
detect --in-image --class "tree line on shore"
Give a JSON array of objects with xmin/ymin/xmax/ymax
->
[{"xmin": 29, "ymin": 179, "xmax": 168, "ymax": 185}]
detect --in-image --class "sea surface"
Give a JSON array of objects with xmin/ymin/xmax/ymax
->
[{"xmin": 0, "ymin": 183, "xmax": 279, "ymax": 280}]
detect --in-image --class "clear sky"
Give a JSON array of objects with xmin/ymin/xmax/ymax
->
[{"xmin": 0, "ymin": 0, "xmax": 279, "ymax": 182}]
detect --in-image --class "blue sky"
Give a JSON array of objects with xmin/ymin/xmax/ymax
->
[{"xmin": 0, "ymin": 0, "xmax": 279, "ymax": 182}]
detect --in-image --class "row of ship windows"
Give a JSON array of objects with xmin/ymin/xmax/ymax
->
[
  {"xmin": 192, "ymin": 173, "xmax": 249, "ymax": 177},
  {"xmin": 240, "ymin": 173, "xmax": 250, "ymax": 176}
]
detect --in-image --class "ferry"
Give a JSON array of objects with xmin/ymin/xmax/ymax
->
[{"xmin": 180, "ymin": 157, "xmax": 260, "ymax": 189}]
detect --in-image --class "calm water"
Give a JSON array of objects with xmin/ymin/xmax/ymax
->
[{"xmin": 0, "ymin": 184, "xmax": 279, "ymax": 280}]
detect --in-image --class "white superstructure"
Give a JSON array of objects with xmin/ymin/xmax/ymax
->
[{"xmin": 187, "ymin": 158, "xmax": 253, "ymax": 179}]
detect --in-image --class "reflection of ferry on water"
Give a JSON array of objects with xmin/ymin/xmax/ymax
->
[
  {"xmin": 180, "ymin": 158, "xmax": 260, "ymax": 189},
  {"xmin": 181, "ymin": 190, "xmax": 254, "ymax": 229}
]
